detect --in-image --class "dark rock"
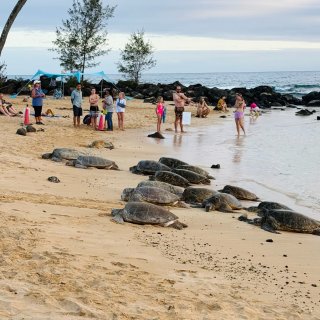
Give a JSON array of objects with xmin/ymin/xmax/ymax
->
[
  {"xmin": 302, "ymin": 91, "xmax": 320, "ymax": 105},
  {"xmin": 144, "ymin": 97, "xmax": 156, "ymax": 104},
  {"xmin": 266, "ymin": 239, "xmax": 274, "ymax": 243},
  {"xmin": 26, "ymin": 125, "xmax": 36, "ymax": 132},
  {"xmin": 219, "ymin": 115, "xmax": 227, "ymax": 118},
  {"xmin": 133, "ymin": 93, "xmax": 144, "ymax": 99},
  {"xmin": 147, "ymin": 132, "xmax": 165, "ymax": 139},
  {"xmin": 48, "ymin": 176, "xmax": 60, "ymax": 183},
  {"xmin": 16, "ymin": 128, "xmax": 27, "ymax": 136},
  {"xmin": 306, "ymin": 99, "xmax": 320, "ymax": 107},
  {"xmin": 295, "ymin": 109, "xmax": 314, "ymax": 116},
  {"xmin": 211, "ymin": 164, "xmax": 220, "ymax": 169},
  {"xmin": 317, "ymin": 116, "xmax": 320, "ymax": 120}
]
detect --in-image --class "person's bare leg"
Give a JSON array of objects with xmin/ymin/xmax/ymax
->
[
  {"xmin": 174, "ymin": 116, "xmax": 178, "ymax": 133},
  {"xmin": 121, "ymin": 113, "xmax": 125, "ymax": 130},
  {"xmin": 0, "ymin": 107, "xmax": 11, "ymax": 116},
  {"xmin": 73, "ymin": 116, "xmax": 76, "ymax": 127},
  {"xmin": 235, "ymin": 119, "xmax": 240, "ymax": 136},
  {"xmin": 180, "ymin": 119, "xmax": 185, "ymax": 133},
  {"xmin": 77, "ymin": 116, "xmax": 80, "ymax": 127},
  {"xmin": 239, "ymin": 118, "xmax": 245, "ymax": 135},
  {"xmin": 117, "ymin": 113, "xmax": 121, "ymax": 129}
]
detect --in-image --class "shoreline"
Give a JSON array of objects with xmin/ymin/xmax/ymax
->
[{"xmin": 0, "ymin": 96, "xmax": 319, "ymax": 319}]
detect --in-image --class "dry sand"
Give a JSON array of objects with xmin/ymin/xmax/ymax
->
[{"xmin": 0, "ymin": 95, "xmax": 319, "ymax": 319}]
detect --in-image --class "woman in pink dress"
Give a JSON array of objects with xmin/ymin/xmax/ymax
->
[{"xmin": 234, "ymin": 93, "xmax": 246, "ymax": 136}]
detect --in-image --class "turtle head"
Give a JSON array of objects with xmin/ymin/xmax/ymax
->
[
  {"xmin": 65, "ymin": 160, "xmax": 76, "ymax": 166},
  {"xmin": 111, "ymin": 208, "xmax": 125, "ymax": 224},
  {"xmin": 42, "ymin": 152, "xmax": 52, "ymax": 159},
  {"xmin": 121, "ymin": 188, "xmax": 135, "ymax": 201}
]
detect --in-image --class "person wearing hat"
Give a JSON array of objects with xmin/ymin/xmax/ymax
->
[{"xmin": 31, "ymin": 80, "xmax": 45, "ymax": 125}]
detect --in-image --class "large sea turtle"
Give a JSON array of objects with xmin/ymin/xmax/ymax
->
[
  {"xmin": 136, "ymin": 180, "xmax": 184, "ymax": 198},
  {"xmin": 254, "ymin": 209, "xmax": 320, "ymax": 235},
  {"xmin": 182, "ymin": 187, "xmax": 218, "ymax": 205},
  {"xmin": 172, "ymin": 169, "xmax": 210, "ymax": 185},
  {"xmin": 66, "ymin": 156, "xmax": 119, "ymax": 169},
  {"xmin": 177, "ymin": 165, "xmax": 214, "ymax": 179},
  {"xmin": 88, "ymin": 140, "xmax": 114, "ymax": 149},
  {"xmin": 247, "ymin": 201, "xmax": 292, "ymax": 215},
  {"xmin": 121, "ymin": 186, "xmax": 181, "ymax": 206},
  {"xmin": 203, "ymin": 193, "xmax": 242, "ymax": 212},
  {"xmin": 111, "ymin": 202, "xmax": 188, "ymax": 229},
  {"xmin": 152, "ymin": 171, "xmax": 190, "ymax": 188},
  {"xmin": 42, "ymin": 148, "xmax": 84, "ymax": 162},
  {"xmin": 158, "ymin": 157, "xmax": 189, "ymax": 169},
  {"xmin": 130, "ymin": 160, "xmax": 171, "ymax": 175},
  {"xmin": 219, "ymin": 185, "xmax": 259, "ymax": 201}
]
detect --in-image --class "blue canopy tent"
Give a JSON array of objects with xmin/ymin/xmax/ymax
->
[{"xmin": 11, "ymin": 69, "xmax": 117, "ymax": 98}]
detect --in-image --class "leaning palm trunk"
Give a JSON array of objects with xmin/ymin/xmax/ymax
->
[{"xmin": 0, "ymin": 0, "xmax": 27, "ymax": 56}]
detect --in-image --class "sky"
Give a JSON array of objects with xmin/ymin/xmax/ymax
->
[{"xmin": 1, "ymin": 0, "xmax": 320, "ymax": 75}]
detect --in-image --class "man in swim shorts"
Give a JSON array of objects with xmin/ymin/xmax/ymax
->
[{"xmin": 172, "ymin": 86, "xmax": 191, "ymax": 133}]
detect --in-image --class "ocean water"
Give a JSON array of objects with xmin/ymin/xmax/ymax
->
[
  {"xmin": 8, "ymin": 70, "xmax": 320, "ymax": 97},
  {"xmin": 147, "ymin": 109, "xmax": 320, "ymax": 220}
]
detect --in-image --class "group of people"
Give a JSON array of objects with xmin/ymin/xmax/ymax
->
[
  {"xmin": 71, "ymin": 83, "xmax": 126, "ymax": 130},
  {"xmin": 0, "ymin": 93, "xmax": 20, "ymax": 116}
]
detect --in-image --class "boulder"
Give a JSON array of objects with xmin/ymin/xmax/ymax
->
[{"xmin": 306, "ymin": 100, "xmax": 320, "ymax": 107}]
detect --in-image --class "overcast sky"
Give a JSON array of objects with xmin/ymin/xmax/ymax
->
[{"xmin": 1, "ymin": 0, "xmax": 320, "ymax": 74}]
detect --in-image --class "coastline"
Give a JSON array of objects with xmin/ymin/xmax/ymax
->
[{"xmin": 0, "ymin": 96, "xmax": 319, "ymax": 319}]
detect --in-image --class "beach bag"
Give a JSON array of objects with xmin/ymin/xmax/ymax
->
[
  {"xmin": 83, "ymin": 114, "xmax": 91, "ymax": 125},
  {"xmin": 182, "ymin": 112, "xmax": 191, "ymax": 125}
]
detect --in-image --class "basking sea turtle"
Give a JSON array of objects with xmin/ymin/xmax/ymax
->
[
  {"xmin": 203, "ymin": 193, "xmax": 242, "ymax": 212},
  {"xmin": 158, "ymin": 157, "xmax": 189, "ymax": 169},
  {"xmin": 182, "ymin": 187, "xmax": 218, "ymax": 205},
  {"xmin": 42, "ymin": 148, "xmax": 84, "ymax": 162},
  {"xmin": 88, "ymin": 140, "xmax": 114, "ymax": 149},
  {"xmin": 16, "ymin": 128, "xmax": 27, "ymax": 136},
  {"xmin": 254, "ymin": 209, "xmax": 320, "ymax": 235},
  {"xmin": 247, "ymin": 201, "xmax": 292, "ymax": 215},
  {"xmin": 177, "ymin": 165, "xmax": 214, "ymax": 179},
  {"xmin": 66, "ymin": 155, "xmax": 119, "ymax": 169},
  {"xmin": 26, "ymin": 125, "xmax": 36, "ymax": 133},
  {"xmin": 121, "ymin": 186, "xmax": 181, "ymax": 206},
  {"xmin": 152, "ymin": 171, "xmax": 190, "ymax": 188},
  {"xmin": 111, "ymin": 202, "xmax": 188, "ymax": 230},
  {"xmin": 172, "ymin": 169, "xmax": 211, "ymax": 185},
  {"xmin": 136, "ymin": 180, "xmax": 184, "ymax": 198},
  {"xmin": 130, "ymin": 160, "xmax": 171, "ymax": 175},
  {"xmin": 219, "ymin": 185, "xmax": 259, "ymax": 201}
]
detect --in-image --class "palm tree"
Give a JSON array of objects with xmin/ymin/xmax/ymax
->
[{"xmin": 0, "ymin": 0, "xmax": 27, "ymax": 56}]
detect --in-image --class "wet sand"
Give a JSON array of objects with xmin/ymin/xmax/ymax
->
[{"xmin": 0, "ymin": 95, "xmax": 319, "ymax": 319}]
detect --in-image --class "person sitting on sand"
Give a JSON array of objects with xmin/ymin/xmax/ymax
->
[
  {"xmin": 250, "ymin": 102, "xmax": 260, "ymax": 117},
  {"xmin": 234, "ymin": 93, "xmax": 246, "ymax": 136},
  {"xmin": 216, "ymin": 96, "xmax": 228, "ymax": 112},
  {"xmin": 0, "ymin": 93, "xmax": 19, "ymax": 116},
  {"xmin": 196, "ymin": 97, "xmax": 210, "ymax": 118},
  {"xmin": 173, "ymin": 86, "xmax": 191, "ymax": 133},
  {"xmin": 155, "ymin": 96, "xmax": 165, "ymax": 132}
]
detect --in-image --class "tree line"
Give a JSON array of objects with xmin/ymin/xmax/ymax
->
[{"xmin": 0, "ymin": 0, "xmax": 156, "ymax": 85}]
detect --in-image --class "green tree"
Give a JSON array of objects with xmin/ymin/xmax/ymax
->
[
  {"xmin": 118, "ymin": 30, "xmax": 156, "ymax": 84},
  {"xmin": 51, "ymin": 0, "xmax": 115, "ymax": 76}
]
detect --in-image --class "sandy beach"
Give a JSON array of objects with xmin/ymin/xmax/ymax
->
[{"xmin": 0, "ymin": 95, "xmax": 319, "ymax": 319}]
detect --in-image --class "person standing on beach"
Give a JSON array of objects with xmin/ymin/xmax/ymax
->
[
  {"xmin": 31, "ymin": 80, "xmax": 45, "ymax": 125},
  {"xmin": 89, "ymin": 88, "xmax": 100, "ymax": 129},
  {"xmin": 103, "ymin": 90, "xmax": 114, "ymax": 131},
  {"xmin": 115, "ymin": 92, "xmax": 126, "ymax": 131},
  {"xmin": 71, "ymin": 83, "xmax": 83, "ymax": 128},
  {"xmin": 234, "ymin": 93, "xmax": 246, "ymax": 136},
  {"xmin": 155, "ymin": 96, "xmax": 165, "ymax": 132},
  {"xmin": 173, "ymin": 86, "xmax": 191, "ymax": 133}
]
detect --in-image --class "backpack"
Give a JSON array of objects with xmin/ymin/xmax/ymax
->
[{"xmin": 83, "ymin": 114, "xmax": 91, "ymax": 125}]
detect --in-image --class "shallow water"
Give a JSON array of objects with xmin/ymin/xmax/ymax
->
[{"xmin": 147, "ymin": 109, "xmax": 320, "ymax": 220}]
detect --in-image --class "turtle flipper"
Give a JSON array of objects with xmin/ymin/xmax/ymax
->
[
  {"xmin": 312, "ymin": 229, "xmax": 320, "ymax": 236},
  {"xmin": 176, "ymin": 201, "xmax": 190, "ymax": 208},
  {"xmin": 111, "ymin": 214, "xmax": 125, "ymax": 224},
  {"xmin": 205, "ymin": 203, "xmax": 212, "ymax": 212},
  {"xmin": 261, "ymin": 216, "xmax": 281, "ymax": 234},
  {"xmin": 218, "ymin": 204, "xmax": 234, "ymax": 213},
  {"xmin": 169, "ymin": 220, "xmax": 188, "ymax": 230},
  {"xmin": 75, "ymin": 164, "xmax": 88, "ymax": 169}
]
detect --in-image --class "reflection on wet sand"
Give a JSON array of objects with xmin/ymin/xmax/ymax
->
[
  {"xmin": 233, "ymin": 136, "xmax": 245, "ymax": 163},
  {"xmin": 173, "ymin": 133, "xmax": 183, "ymax": 149}
]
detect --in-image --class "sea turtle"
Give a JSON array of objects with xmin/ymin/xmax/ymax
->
[
  {"xmin": 254, "ymin": 209, "xmax": 320, "ymax": 235},
  {"xmin": 182, "ymin": 187, "xmax": 218, "ymax": 205},
  {"xmin": 130, "ymin": 160, "xmax": 171, "ymax": 175},
  {"xmin": 48, "ymin": 176, "xmax": 60, "ymax": 183},
  {"xmin": 121, "ymin": 186, "xmax": 181, "ymax": 206},
  {"xmin": 42, "ymin": 148, "xmax": 84, "ymax": 162},
  {"xmin": 219, "ymin": 185, "xmax": 259, "ymax": 201},
  {"xmin": 88, "ymin": 140, "xmax": 114, "ymax": 149},
  {"xmin": 203, "ymin": 193, "xmax": 242, "ymax": 212},
  {"xmin": 111, "ymin": 202, "xmax": 188, "ymax": 230},
  {"xmin": 158, "ymin": 157, "xmax": 189, "ymax": 169},
  {"xmin": 172, "ymin": 169, "xmax": 211, "ymax": 185},
  {"xmin": 177, "ymin": 165, "xmax": 214, "ymax": 179},
  {"xmin": 136, "ymin": 180, "xmax": 184, "ymax": 198},
  {"xmin": 152, "ymin": 171, "xmax": 190, "ymax": 188},
  {"xmin": 26, "ymin": 125, "xmax": 36, "ymax": 133},
  {"xmin": 66, "ymin": 156, "xmax": 119, "ymax": 169},
  {"xmin": 246, "ymin": 201, "xmax": 292, "ymax": 215}
]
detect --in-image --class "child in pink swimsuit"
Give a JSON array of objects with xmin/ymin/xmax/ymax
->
[{"xmin": 156, "ymin": 96, "xmax": 165, "ymax": 132}]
